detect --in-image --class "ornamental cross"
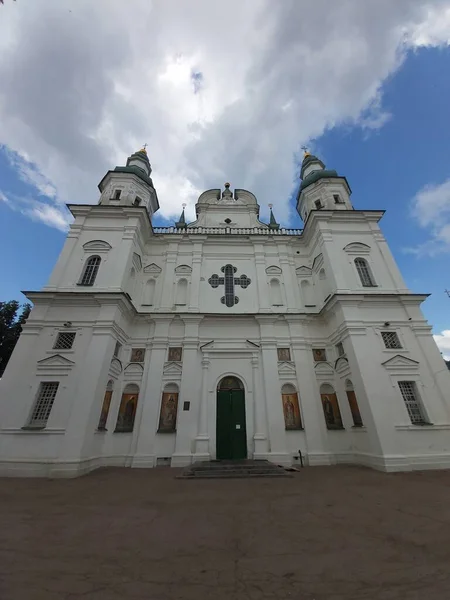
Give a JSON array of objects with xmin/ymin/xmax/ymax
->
[
  {"xmin": 142, "ymin": 143, "xmax": 148, "ymax": 150},
  {"xmin": 208, "ymin": 264, "xmax": 251, "ymax": 307}
]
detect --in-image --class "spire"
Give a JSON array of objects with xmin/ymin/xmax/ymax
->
[
  {"xmin": 175, "ymin": 204, "xmax": 187, "ymax": 229},
  {"xmin": 126, "ymin": 146, "xmax": 152, "ymax": 176},
  {"xmin": 268, "ymin": 204, "xmax": 279, "ymax": 230},
  {"xmin": 300, "ymin": 150, "xmax": 326, "ymax": 180}
]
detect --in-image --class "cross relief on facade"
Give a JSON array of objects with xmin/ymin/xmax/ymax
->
[{"xmin": 208, "ymin": 264, "xmax": 251, "ymax": 307}]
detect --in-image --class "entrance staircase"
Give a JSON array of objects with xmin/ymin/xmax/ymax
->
[{"xmin": 178, "ymin": 459, "xmax": 292, "ymax": 479}]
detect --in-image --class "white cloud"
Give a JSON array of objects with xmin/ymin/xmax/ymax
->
[
  {"xmin": 0, "ymin": 189, "xmax": 72, "ymax": 232},
  {"xmin": 1, "ymin": 0, "xmax": 450, "ymax": 229},
  {"xmin": 433, "ymin": 330, "xmax": 450, "ymax": 360},
  {"xmin": 407, "ymin": 179, "xmax": 450, "ymax": 255}
]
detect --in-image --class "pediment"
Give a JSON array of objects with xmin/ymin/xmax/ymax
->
[
  {"xmin": 312, "ymin": 253, "xmax": 324, "ymax": 271},
  {"xmin": 144, "ymin": 263, "xmax": 162, "ymax": 274},
  {"xmin": 37, "ymin": 354, "xmax": 75, "ymax": 374},
  {"xmin": 296, "ymin": 265, "xmax": 312, "ymax": 277},
  {"xmin": 37, "ymin": 354, "xmax": 75, "ymax": 367},
  {"xmin": 82, "ymin": 240, "xmax": 112, "ymax": 252},
  {"xmin": 200, "ymin": 340, "xmax": 259, "ymax": 355},
  {"xmin": 335, "ymin": 357, "xmax": 350, "ymax": 375},
  {"xmin": 163, "ymin": 362, "xmax": 183, "ymax": 375},
  {"xmin": 109, "ymin": 357, "xmax": 123, "ymax": 376},
  {"xmin": 124, "ymin": 363, "xmax": 144, "ymax": 376},
  {"xmin": 343, "ymin": 242, "xmax": 371, "ymax": 255},
  {"xmin": 266, "ymin": 265, "xmax": 282, "ymax": 275},
  {"xmin": 175, "ymin": 264, "xmax": 192, "ymax": 275},
  {"xmin": 382, "ymin": 354, "xmax": 419, "ymax": 371},
  {"xmin": 278, "ymin": 361, "xmax": 296, "ymax": 374},
  {"xmin": 314, "ymin": 361, "xmax": 335, "ymax": 378},
  {"xmin": 132, "ymin": 252, "xmax": 142, "ymax": 271}
]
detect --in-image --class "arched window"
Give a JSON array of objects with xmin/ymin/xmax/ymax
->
[
  {"xmin": 270, "ymin": 278, "xmax": 283, "ymax": 305},
  {"xmin": 319, "ymin": 383, "xmax": 343, "ymax": 430},
  {"xmin": 355, "ymin": 258, "xmax": 375, "ymax": 287},
  {"xmin": 144, "ymin": 279, "xmax": 155, "ymax": 305},
  {"xmin": 98, "ymin": 380, "xmax": 114, "ymax": 430},
  {"xmin": 158, "ymin": 383, "xmax": 179, "ymax": 432},
  {"xmin": 115, "ymin": 384, "xmax": 139, "ymax": 433},
  {"xmin": 318, "ymin": 268, "xmax": 329, "ymax": 301},
  {"xmin": 218, "ymin": 376, "xmax": 243, "ymax": 390},
  {"xmin": 301, "ymin": 279, "xmax": 314, "ymax": 306},
  {"xmin": 281, "ymin": 383, "xmax": 302, "ymax": 430},
  {"xmin": 79, "ymin": 255, "xmax": 101, "ymax": 286},
  {"xmin": 345, "ymin": 380, "xmax": 363, "ymax": 427},
  {"xmin": 175, "ymin": 278, "xmax": 188, "ymax": 305}
]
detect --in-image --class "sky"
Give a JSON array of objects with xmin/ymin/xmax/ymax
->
[{"xmin": 1, "ymin": 0, "xmax": 450, "ymax": 355}]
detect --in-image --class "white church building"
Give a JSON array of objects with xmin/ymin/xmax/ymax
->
[{"xmin": 1, "ymin": 147, "xmax": 450, "ymax": 477}]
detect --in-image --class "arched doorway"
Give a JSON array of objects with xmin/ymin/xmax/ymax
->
[{"xmin": 216, "ymin": 376, "xmax": 247, "ymax": 460}]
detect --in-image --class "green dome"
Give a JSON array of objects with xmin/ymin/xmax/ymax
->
[
  {"xmin": 300, "ymin": 169, "xmax": 339, "ymax": 192},
  {"xmin": 300, "ymin": 153, "xmax": 325, "ymax": 179}
]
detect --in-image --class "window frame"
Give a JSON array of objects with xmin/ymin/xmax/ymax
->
[
  {"xmin": 25, "ymin": 381, "xmax": 59, "ymax": 429},
  {"xmin": 314, "ymin": 199, "xmax": 323, "ymax": 210},
  {"xmin": 354, "ymin": 257, "xmax": 376, "ymax": 288},
  {"xmin": 53, "ymin": 331, "xmax": 76, "ymax": 350},
  {"xmin": 381, "ymin": 331, "xmax": 402, "ymax": 350},
  {"xmin": 398, "ymin": 381, "xmax": 428, "ymax": 425},
  {"xmin": 78, "ymin": 255, "xmax": 101, "ymax": 286}
]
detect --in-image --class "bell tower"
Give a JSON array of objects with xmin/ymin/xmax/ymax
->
[
  {"xmin": 97, "ymin": 146, "xmax": 159, "ymax": 219},
  {"xmin": 296, "ymin": 151, "xmax": 353, "ymax": 222}
]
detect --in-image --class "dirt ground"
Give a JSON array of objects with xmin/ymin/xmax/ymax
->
[{"xmin": 1, "ymin": 465, "xmax": 450, "ymax": 599}]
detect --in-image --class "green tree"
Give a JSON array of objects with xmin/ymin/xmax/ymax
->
[{"xmin": 0, "ymin": 301, "xmax": 31, "ymax": 377}]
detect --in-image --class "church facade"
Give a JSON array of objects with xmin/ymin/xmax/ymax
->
[{"xmin": 1, "ymin": 148, "xmax": 450, "ymax": 477}]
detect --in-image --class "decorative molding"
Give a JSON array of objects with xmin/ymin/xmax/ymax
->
[
  {"xmin": 314, "ymin": 361, "xmax": 335, "ymax": 379},
  {"xmin": 143, "ymin": 263, "xmax": 162, "ymax": 274},
  {"xmin": 175, "ymin": 264, "xmax": 193, "ymax": 275},
  {"xmin": 278, "ymin": 361, "xmax": 296, "ymax": 376},
  {"xmin": 382, "ymin": 354, "xmax": 419, "ymax": 372},
  {"xmin": 163, "ymin": 362, "xmax": 183, "ymax": 376},
  {"xmin": 123, "ymin": 363, "xmax": 144, "ymax": 378},
  {"xmin": 266, "ymin": 265, "xmax": 282, "ymax": 275},
  {"xmin": 312, "ymin": 253, "xmax": 324, "ymax": 271},
  {"xmin": 343, "ymin": 242, "xmax": 371, "ymax": 255},
  {"xmin": 82, "ymin": 240, "xmax": 112, "ymax": 252},
  {"xmin": 335, "ymin": 357, "xmax": 350, "ymax": 376},
  {"xmin": 109, "ymin": 357, "xmax": 123, "ymax": 377}
]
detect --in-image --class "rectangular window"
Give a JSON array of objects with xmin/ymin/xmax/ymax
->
[
  {"xmin": 336, "ymin": 342, "xmax": 345, "ymax": 357},
  {"xmin": 333, "ymin": 194, "xmax": 344, "ymax": 204},
  {"xmin": 53, "ymin": 332, "xmax": 76, "ymax": 350},
  {"xmin": 28, "ymin": 382, "xmax": 59, "ymax": 428},
  {"xmin": 114, "ymin": 341, "xmax": 122, "ymax": 358},
  {"xmin": 113, "ymin": 189, "xmax": 121, "ymax": 199},
  {"xmin": 381, "ymin": 331, "xmax": 402, "ymax": 349},
  {"xmin": 314, "ymin": 199, "xmax": 323, "ymax": 210},
  {"xmin": 398, "ymin": 381, "xmax": 427, "ymax": 424},
  {"xmin": 133, "ymin": 196, "xmax": 142, "ymax": 206}
]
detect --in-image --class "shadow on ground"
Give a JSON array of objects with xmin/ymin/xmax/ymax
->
[{"xmin": 1, "ymin": 465, "xmax": 450, "ymax": 599}]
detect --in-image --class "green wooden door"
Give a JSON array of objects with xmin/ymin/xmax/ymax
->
[{"xmin": 216, "ymin": 389, "xmax": 247, "ymax": 460}]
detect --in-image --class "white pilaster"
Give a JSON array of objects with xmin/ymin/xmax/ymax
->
[
  {"xmin": 194, "ymin": 355, "xmax": 211, "ymax": 461},
  {"xmin": 252, "ymin": 354, "xmax": 269, "ymax": 457}
]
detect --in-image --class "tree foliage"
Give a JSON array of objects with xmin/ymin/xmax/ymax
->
[{"xmin": 0, "ymin": 301, "xmax": 31, "ymax": 377}]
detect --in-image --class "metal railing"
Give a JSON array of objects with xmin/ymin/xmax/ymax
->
[{"xmin": 153, "ymin": 226, "xmax": 303, "ymax": 236}]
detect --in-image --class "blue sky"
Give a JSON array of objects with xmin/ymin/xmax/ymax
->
[{"xmin": 1, "ymin": 0, "xmax": 450, "ymax": 353}]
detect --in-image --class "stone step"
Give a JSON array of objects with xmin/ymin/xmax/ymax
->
[{"xmin": 178, "ymin": 459, "xmax": 292, "ymax": 479}]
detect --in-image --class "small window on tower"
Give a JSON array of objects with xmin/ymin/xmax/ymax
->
[
  {"xmin": 133, "ymin": 196, "xmax": 142, "ymax": 206},
  {"xmin": 336, "ymin": 342, "xmax": 345, "ymax": 357},
  {"xmin": 334, "ymin": 194, "xmax": 344, "ymax": 204},
  {"xmin": 114, "ymin": 190, "xmax": 121, "ymax": 200},
  {"xmin": 224, "ymin": 218, "xmax": 232, "ymax": 224},
  {"xmin": 314, "ymin": 199, "xmax": 323, "ymax": 210}
]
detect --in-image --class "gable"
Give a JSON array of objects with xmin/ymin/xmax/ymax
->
[
  {"xmin": 143, "ymin": 263, "xmax": 162, "ymax": 274},
  {"xmin": 314, "ymin": 361, "xmax": 335, "ymax": 379},
  {"xmin": 296, "ymin": 265, "xmax": 312, "ymax": 277},
  {"xmin": 335, "ymin": 357, "xmax": 350, "ymax": 376},
  {"xmin": 175, "ymin": 264, "xmax": 193, "ymax": 275},
  {"xmin": 36, "ymin": 354, "xmax": 75, "ymax": 375},
  {"xmin": 343, "ymin": 242, "xmax": 371, "ymax": 255}
]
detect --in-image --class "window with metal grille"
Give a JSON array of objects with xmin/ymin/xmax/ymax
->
[
  {"xmin": 398, "ymin": 381, "xmax": 427, "ymax": 424},
  {"xmin": 79, "ymin": 255, "xmax": 101, "ymax": 286},
  {"xmin": 381, "ymin": 331, "xmax": 402, "ymax": 349},
  {"xmin": 355, "ymin": 257, "xmax": 375, "ymax": 287},
  {"xmin": 223, "ymin": 264, "xmax": 235, "ymax": 307},
  {"xmin": 28, "ymin": 382, "xmax": 59, "ymax": 427},
  {"xmin": 53, "ymin": 332, "xmax": 76, "ymax": 350},
  {"xmin": 336, "ymin": 342, "xmax": 345, "ymax": 357}
]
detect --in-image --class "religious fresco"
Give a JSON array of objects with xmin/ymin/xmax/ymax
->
[
  {"xmin": 115, "ymin": 393, "xmax": 138, "ymax": 432},
  {"xmin": 320, "ymin": 393, "xmax": 343, "ymax": 429},
  {"xmin": 168, "ymin": 347, "xmax": 183, "ymax": 362},
  {"xmin": 97, "ymin": 390, "xmax": 112, "ymax": 430},
  {"xmin": 346, "ymin": 390, "xmax": 363, "ymax": 427},
  {"xmin": 312, "ymin": 348, "xmax": 327, "ymax": 362},
  {"xmin": 130, "ymin": 348, "xmax": 145, "ymax": 363},
  {"xmin": 282, "ymin": 392, "xmax": 302, "ymax": 430},
  {"xmin": 277, "ymin": 348, "xmax": 291, "ymax": 362},
  {"xmin": 158, "ymin": 392, "xmax": 179, "ymax": 432}
]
